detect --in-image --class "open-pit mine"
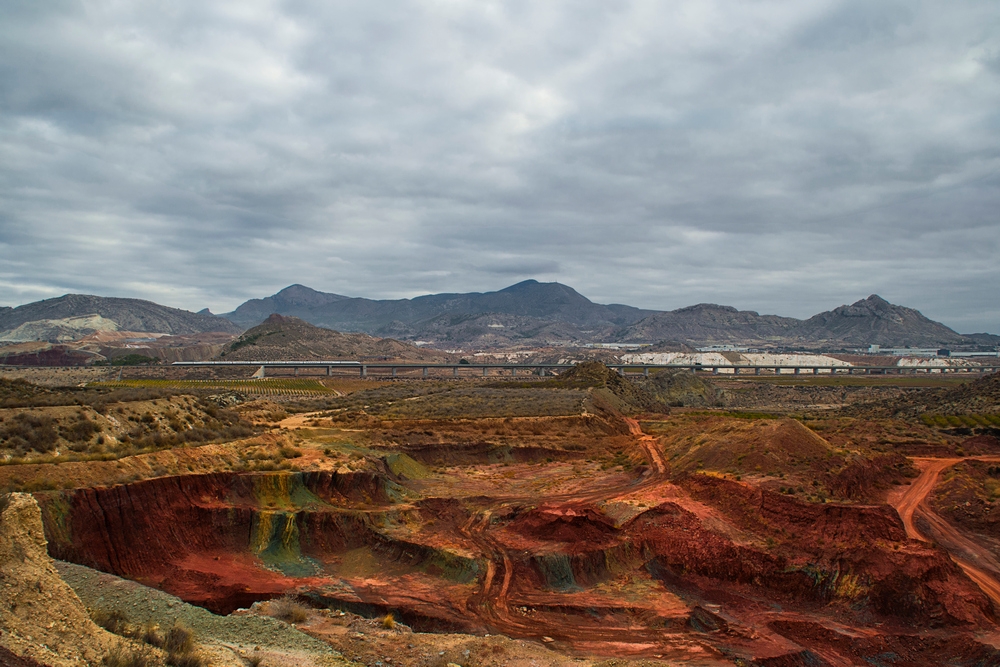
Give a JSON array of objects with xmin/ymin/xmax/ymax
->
[{"xmin": 3, "ymin": 364, "xmax": 1000, "ymax": 666}]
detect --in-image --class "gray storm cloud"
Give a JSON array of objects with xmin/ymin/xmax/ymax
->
[{"xmin": 1, "ymin": 0, "xmax": 998, "ymax": 331}]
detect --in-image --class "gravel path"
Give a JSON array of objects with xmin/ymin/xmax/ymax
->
[{"xmin": 56, "ymin": 561, "xmax": 350, "ymax": 665}]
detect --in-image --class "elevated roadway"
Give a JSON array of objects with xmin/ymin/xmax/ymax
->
[{"xmin": 171, "ymin": 360, "xmax": 1000, "ymax": 378}]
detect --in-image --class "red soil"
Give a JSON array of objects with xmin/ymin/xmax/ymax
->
[{"xmin": 32, "ymin": 425, "xmax": 1000, "ymax": 665}]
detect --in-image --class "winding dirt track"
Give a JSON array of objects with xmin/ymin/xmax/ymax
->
[
  {"xmin": 454, "ymin": 420, "xmax": 712, "ymax": 656},
  {"xmin": 891, "ymin": 456, "xmax": 1000, "ymax": 605}
]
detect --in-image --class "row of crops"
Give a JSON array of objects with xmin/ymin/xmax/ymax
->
[
  {"xmin": 89, "ymin": 378, "xmax": 333, "ymax": 396},
  {"xmin": 921, "ymin": 413, "xmax": 1000, "ymax": 428}
]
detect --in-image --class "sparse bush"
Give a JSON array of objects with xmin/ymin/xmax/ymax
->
[
  {"xmin": 381, "ymin": 612, "xmax": 396, "ymax": 629},
  {"xmin": 140, "ymin": 622, "xmax": 164, "ymax": 648},
  {"xmin": 265, "ymin": 595, "xmax": 309, "ymax": 623},
  {"xmin": 0, "ymin": 412, "xmax": 58, "ymax": 454},
  {"xmin": 163, "ymin": 624, "xmax": 195, "ymax": 654}
]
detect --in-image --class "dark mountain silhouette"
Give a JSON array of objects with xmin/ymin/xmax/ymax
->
[
  {"xmin": 612, "ymin": 304, "xmax": 800, "ymax": 344},
  {"xmin": 0, "ymin": 294, "xmax": 241, "ymax": 339},
  {"xmin": 223, "ymin": 280, "xmax": 654, "ymax": 337},
  {"xmin": 613, "ymin": 295, "xmax": 971, "ymax": 348},
  {"xmin": 223, "ymin": 284, "xmax": 350, "ymax": 328}
]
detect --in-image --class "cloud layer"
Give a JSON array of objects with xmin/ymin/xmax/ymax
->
[{"xmin": 2, "ymin": 0, "xmax": 998, "ymax": 331}]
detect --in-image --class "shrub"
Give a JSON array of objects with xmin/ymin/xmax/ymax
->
[
  {"xmin": 381, "ymin": 612, "xmax": 396, "ymax": 629},
  {"xmin": 0, "ymin": 412, "xmax": 58, "ymax": 454},
  {"xmin": 265, "ymin": 595, "xmax": 309, "ymax": 623},
  {"xmin": 140, "ymin": 622, "xmax": 164, "ymax": 648},
  {"xmin": 163, "ymin": 624, "xmax": 195, "ymax": 654}
]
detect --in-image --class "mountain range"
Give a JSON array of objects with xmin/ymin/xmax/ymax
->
[
  {"xmin": 222, "ymin": 281, "xmax": 983, "ymax": 349},
  {"xmin": 0, "ymin": 281, "xmax": 994, "ymax": 351}
]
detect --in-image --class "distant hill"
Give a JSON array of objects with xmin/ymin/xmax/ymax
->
[
  {"xmin": 793, "ymin": 295, "xmax": 967, "ymax": 347},
  {"xmin": 613, "ymin": 295, "xmax": 972, "ymax": 348},
  {"xmin": 222, "ymin": 284, "xmax": 349, "ymax": 328},
  {"xmin": 967, "ymin": 333, "xmax": 1000, "ymax": 347},
  {"xmin": 0, "ymin": 294, "xmax": 241, "ymax": 341},
  {"xmin": 223, "ymin": 280, "xmax": 654, "ymax": 341},
  {"xmin": 611, "ymin": 304, "xmax": 800, "ymax": 345},
  {"xmin": 218, "ymin": 314, "xmax": 449, "ymax": 362}
]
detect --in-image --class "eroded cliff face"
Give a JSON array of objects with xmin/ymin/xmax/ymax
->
[
  {"xmin": 32, "ymin": 469, "xmax": 1000, "ymax": 665},
  {"xmin": 0, "ymin": 493, "xmax": 121, "ymax": 666}
]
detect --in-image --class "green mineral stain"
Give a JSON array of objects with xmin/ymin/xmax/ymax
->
[
  {"xmin": 384, "ymin": 453, "xmax": 429, "ymax": 480},
  {"xmin": 250, "ymin": 510, "xmax": 319, "ymax": 577},
  {"xmin": 418, "ymin": 548, "xmax": 480, "ymax": 584},
  {"xmin": 252, "ymin": 473, "xmax": 322, "ymax": 510},
  {"xmin": 38, "ymin": 492, "xmax": 73, "ymax": 549},
  {"xmin": 535, "ymin": 554, "xmax": 580, "ymax": 592}
]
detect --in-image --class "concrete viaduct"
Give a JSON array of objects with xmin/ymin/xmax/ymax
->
[{"xmin": 171, "ymin": 361, "xmax": 1000, "ymax": 378}]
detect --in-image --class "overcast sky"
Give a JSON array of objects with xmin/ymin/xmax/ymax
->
[{"xmin": 1, "ymin": 1, "xmax": 998, "ymax": 332}]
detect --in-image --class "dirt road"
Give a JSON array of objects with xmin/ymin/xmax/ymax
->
[
  {"xmin": 890, "ymin": 456, "xmax": 1000, "ymax": 606},
  {"xmin": 624, "ymin": 417, "xmax": 667, "ymax": 475},
  {"xmin": 894, "ymin": 458, "xmax": 961, "ymax": 540}
]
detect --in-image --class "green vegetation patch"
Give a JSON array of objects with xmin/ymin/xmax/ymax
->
[
  {"xmin": 920, "ymin": 413, "xmax": 1000, "ymax": 429},
  {"xmin": 324, "ymin": 384, "xmax": 586, "ymax": 419},
  {"xmin": 90, "ymin": 378, "xmax": 333, "ymax": 395},
  {"xmin": 722, "ymin": 375, "xmax": 974, "ymax": 388},
  {"xmin": 94, "ymin": 354, "xmax": 161, "ymax": 366}
]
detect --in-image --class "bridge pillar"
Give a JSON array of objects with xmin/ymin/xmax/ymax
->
[
  {"xmin": 813, "ymin": 367, "xmax": 819, "ymax": 375},
  {"xmin": 512, "ymin": 368, "xmax": 517, "ymax": 377},
  {"xmin": 483, "ymin": 367, "xmax": 488, "ymax": 377},
  {"xmin": 712, "ymin": 367, "xmax": 718, "ymax": 375},
  {"xmin": 755, "ymin": 367, "xmax": 761, "ymax": 376},
  {"xmin": 422, "ymin": 367, "xmax": 428, "ymax": 378},
  {"xmin": 326, "ymin": 366, "xmax": 331, "ymax": 376},
  {"xmin": 360, "ymin": 365, "xmax": 367, "ymax": 378},
  {"xmin": 644, "ymin": 367, "xmax": 649, "ymax": 377},
  {"xmin": 794, "ymin": 367, "xmax": 800, "ymax": 375},
  {"xmin": 847, "ymin": 367, "xmax": 853, "ymax": 375},
  {"xmin": 453, "ymin": 366, "xmax": 458, "ymax": 377},
  {"xmin": 294, "ymin": 367, "xmax": 299, "ymax": 376},
  {"xmin": 733, "ymin": 367, "xmax": 739, "ymax": 376},
  {"xmin": 392, "ymin": 367, "xmax": 397, "ymax": 378}
]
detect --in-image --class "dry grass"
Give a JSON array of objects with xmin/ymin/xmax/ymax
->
[
  {"xmin": 101, "ymin": 643, "xmax": 156, "ymax": 667},
  {"xmin": 264, "ymin": 595, "xmax": 309, "ymax": 623}
]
